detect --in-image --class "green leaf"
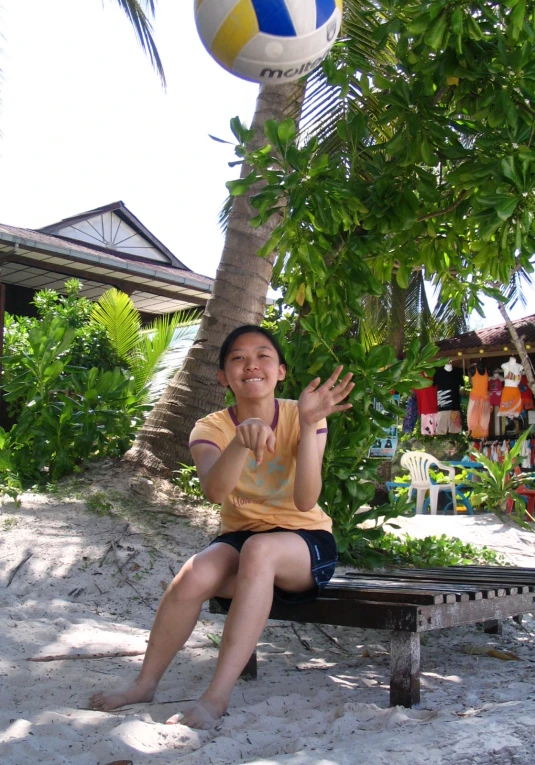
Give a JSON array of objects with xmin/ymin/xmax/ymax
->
[
  {"xmin": 277, "ymin": 118, "xmax": 297, "ymax": 145},
  {"xmin": 424, "ymin": 14, "xmax": 447, "ymax": 50}
]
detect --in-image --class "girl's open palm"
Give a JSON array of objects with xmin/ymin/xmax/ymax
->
[{"xmin": 298, "ymin": 366, "xmax": 354, "ymax": 426}]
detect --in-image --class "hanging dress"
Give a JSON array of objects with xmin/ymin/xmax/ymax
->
[
  {"xmin": 467, "ymin": 368, "xmax": 491, "ymax": 438},
  {"xmin": 498, "ymin": 361, "xmax": 523, "ymax": 417},
  {"xmin": 519, "ymin": 375, "xmax": 535, "ymax": 411}
]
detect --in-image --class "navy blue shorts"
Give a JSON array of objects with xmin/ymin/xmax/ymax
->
[{"xmin": 210, "ymin": 527, "xmax": 338, "ymax": 607}]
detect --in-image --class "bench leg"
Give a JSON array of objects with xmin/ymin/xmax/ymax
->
[
  {"xmin": 390, "ymin": 632, "xmax": 420, "ymax": 708},
  {"xmin": 240, "ymin": 650, "xmax": 258, "ymax": 680},
  {"xmin": 483, "ymin": 619, "xmax": 503, "ymax": 635}
]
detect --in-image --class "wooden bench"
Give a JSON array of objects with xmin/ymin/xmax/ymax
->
[{"xmin": 210, "ymin": 565, "xmax": 535, "ymax": 708}]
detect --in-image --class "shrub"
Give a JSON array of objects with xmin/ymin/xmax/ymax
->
[
  {"xmin": 0, "ymin": 281, "xmax": 199, "ymax": 498},
  {"xmin": 370, "ymin": 533, "xmax": 505, "ymax": 568}
]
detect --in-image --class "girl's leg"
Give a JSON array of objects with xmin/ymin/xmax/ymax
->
[
  {"xmin": 172, "ymin": 532, "xmax": 313, "ymax": 728},
  {"xmin": 90, "ymin": 542, "xmax": 240, "ymax": 711}
]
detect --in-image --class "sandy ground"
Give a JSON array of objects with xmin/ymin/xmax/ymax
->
[{"xmin": 1, "ymin": 460, "xmax": 535, "ymax": 765}]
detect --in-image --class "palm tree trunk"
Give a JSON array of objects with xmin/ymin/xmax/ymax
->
[
  {"xmin": 496, "ymin": 299, "xmax": 535, "ymax": 395},
  {"xmin": 124, "ymin": 82, "xmax": 305, "ymax": 473},
  {"xmin": 389, "ymin": 278, "xmax": 406, "ymax": 359}
]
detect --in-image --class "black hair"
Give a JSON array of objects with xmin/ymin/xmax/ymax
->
[{"xmin": 218, "ymin": 325, "xmax": 286, "ymax": 369}]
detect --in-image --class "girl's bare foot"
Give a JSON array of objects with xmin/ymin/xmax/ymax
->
[
  {"xmin": 166, "ymin": 694, "xmax": 228, "ymax": 730},
  {"xmin": 90, "ymin": 679, "xmax": 156, "ymax": 712}
]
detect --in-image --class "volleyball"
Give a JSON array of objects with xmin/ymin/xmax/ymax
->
[{"xmin": 194, "ymin": 0, "xmax": 343, "ymax": 84}]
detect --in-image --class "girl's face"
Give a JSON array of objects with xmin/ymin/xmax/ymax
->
[{"xmin": 217, "ymin": 332, "xmax": 286, "ymax": 398}]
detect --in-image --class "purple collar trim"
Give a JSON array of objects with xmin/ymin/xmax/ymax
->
[{"xmin": 228, "ymin": 399, "xmax": 280, "ymax": 430}]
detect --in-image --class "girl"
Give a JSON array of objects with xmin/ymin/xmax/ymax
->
[{"xmin": 91, "ymin": 325, "xmax": 354, "ymax": 729}]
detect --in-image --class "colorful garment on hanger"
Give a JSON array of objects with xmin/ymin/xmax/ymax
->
[
  {"xmin": 519, "ymin": 375, "xmax": 534, "ymax": 411},
  {"xmin": 420, "ymin": 413, "xmax": 437, "ymax": 436},
  {"xmin": 488, "ymin": 375, "xmax": 503, "ymax": 408},
  {"xmin": 467, "ymin": 369, "xmax": 491, "ymax": 438},
  {"xmin": 498, "ymin": 387, "xmax": 523, "ymax": 416},
  {"xmin": 402, "ymin": 392, "xmax": 418, "ymax": 434},
  {"xmin": 436, "ymin": 410, "xmax": 462, "ymax": 435},
  {"xmin": 433, "ymin": 366, "xmax": 463, "ymax": 411},
  {"xmin": 469, "ymin": 436, "xmax": 535, "ymax": 471},
  {"xmin": 498, "ymin": 360, "xmax": 523, "ymax": 417},
  {"xmin": 413, "ymin": 373, "xmax": 438, "ymax": 415}
]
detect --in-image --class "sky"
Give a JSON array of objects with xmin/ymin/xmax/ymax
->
[{"xmin": 0, "ymin": 0, "xmax": 532, "ymax": 329}]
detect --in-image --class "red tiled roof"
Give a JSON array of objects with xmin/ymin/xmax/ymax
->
[{"xmin": 436, "ymin": 314, "xmax": 535, "ymax": 356}]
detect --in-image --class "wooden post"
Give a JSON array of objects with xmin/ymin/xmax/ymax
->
[{"xmin": 390, "ymin": 632, "xmax": 420, "ymax": 708}]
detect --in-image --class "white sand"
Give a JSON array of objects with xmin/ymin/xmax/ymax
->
[{"xmin": 1, "ymin": 462, "xmax": 535, "ymax": 765}]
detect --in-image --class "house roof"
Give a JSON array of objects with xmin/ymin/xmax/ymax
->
[
  {"xmin": 0, "ymin": 203, "xmax": 213, "ymax": 315},
  {"xmin": 38, "ymin": 201, "xmax": 188, "ymax": 270},
  {"xmin": 435, "ymin": 313, "xmax": 535, "ymax": 359}
]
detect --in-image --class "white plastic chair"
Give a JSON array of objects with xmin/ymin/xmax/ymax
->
[{"xmin": 400, "ymin": 451, "xmax": 457, "ymax": 515}]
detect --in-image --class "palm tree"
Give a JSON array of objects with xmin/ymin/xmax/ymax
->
[
  {"xmin": 124, "ymin": 81, "xmax": 304, "ymax": 471},
  {"xmin": 124, "ymin": 3, "xmax": 393, "ymax": 473},
  {"xmin": 359, "ymin": 273, "xmax": 468, "ymax": 358},
  {"xmin": 113, "ymin": 0, "xmax": 166, "ymax": 85}
]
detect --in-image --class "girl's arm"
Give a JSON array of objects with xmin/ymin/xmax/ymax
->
[
  {"xmin": 294, "ymin": 366, "xmax": 354, "ymax": 512},
  {"xmin": 191, "ymin": 419, "xmax": 276, "ymax": 504}
]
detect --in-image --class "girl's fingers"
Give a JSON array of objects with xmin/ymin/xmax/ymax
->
[
  {"xmin": 303, "ymin": 376, "xmax": 322, "ymax": 392},
  {"xmin": 254, "ymin": 431, "xmax": 271, "ymax": 464},
  {"xmin": 324, "ymin": 365, "xmax": 344, "ymax": 386},
  {"xmin": 266, "ymin": 431, "xmax": 276, "ymax": 454}
]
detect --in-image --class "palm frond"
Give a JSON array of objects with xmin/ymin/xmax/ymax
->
[
  {"xmin": 90, "ymin": 288, "xmax": 142, "ymax": 362},
  {"xmin": 132, "ymin": 310, "xmax": 201, "ymax": 396},
  {"xmin": 404, "ymin": 271, "xmax": 432, "ymax": 346},
  {"xmin": 298, "ymin": 0, "xmax": 398, "ymax": 151},
  {"xmin": 428, "ymin": 284, "xmax": 469, "ymax": 340},
  {"xmin": 502, "ymin": 268, "xmax": 533, "ymax": 310},
  {"xmin": 112, "ymin": 0, "xmax": 166, "ymax": 86}
]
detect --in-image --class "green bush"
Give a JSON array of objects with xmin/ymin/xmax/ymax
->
[
  {"xmin": 463, "ymin": 428, "xmax": 535, "ymax": 524},
  {"xmin": 1, "ymin": 317, "xmax": 146, "ymax": 486},
  {"xmin": 370, "ymin": 533, "xmax": 505, "ymax": 568},
  {"xmin": 0, "ymin": 281, "xmax": 199, "ymax": 498},
  {"xmin": 173, "ymin": 463, "xmax": 205, "ymax": 499}
]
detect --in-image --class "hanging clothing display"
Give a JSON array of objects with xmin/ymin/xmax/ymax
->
[
  {"xmin": 413, "ymin": 373, "xmax": 438, "ymax": 436},
  {"xmin": 402, "ymin": 392, "xmax": 418, "ymax": 434},
  {"xmin": 434, "ymin": 366, "xmax": 464, "ymax": 411},
  {"xmin": 434, "ymin": 364, "xmax": 463, "ymax": 434},
  {"xmin": 467, "ymin": 367, "xmax": 491, "ymax": 439},
  {"xmin": 421, "ymin": 413, "xmax": 438, "ymax": 436},
  {"xmin": 470, "ymin": 436, "xmax": 535, "ymax": 471},
  {"xmin": 498, "ymin": 357, "xmax": 523, "ymax": 417},
  {"xmin": 488, "ymin": 372, "xmax": 504, "ymax": 408},
  {"xmin": 436, "ymin": 409, "xmax": 462, "ymax": 435},
  {"xmin": 519, "ymin": 375, "xmax": 535, "ymax": 411},
  {"xmin": 413, "ymin": 374, "xmax": 438, "ymax": 414}
]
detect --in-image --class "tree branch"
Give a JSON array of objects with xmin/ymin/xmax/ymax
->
[{"xmin": 418, "ymin": 191, "xmax": 467, "ymax": 222}]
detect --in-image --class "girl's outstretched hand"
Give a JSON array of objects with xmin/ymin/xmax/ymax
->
[{"xmin": 298, "ymin": 366, "xmax": 354, "ymax": 427}]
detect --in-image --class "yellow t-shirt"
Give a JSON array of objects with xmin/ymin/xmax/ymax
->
[{"xmin": 189, "ymin": 399, "xmax": 332, "ymax": 534}]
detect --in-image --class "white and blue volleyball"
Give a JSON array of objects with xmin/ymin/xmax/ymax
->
[{"xmin": 194, "ymin": 0, "xmax": 343, "ymax": 84}]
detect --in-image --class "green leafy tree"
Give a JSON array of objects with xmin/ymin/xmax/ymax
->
[{"xmin": 128, "ymin": 1, "xmax": 535, "ymax": 475}]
